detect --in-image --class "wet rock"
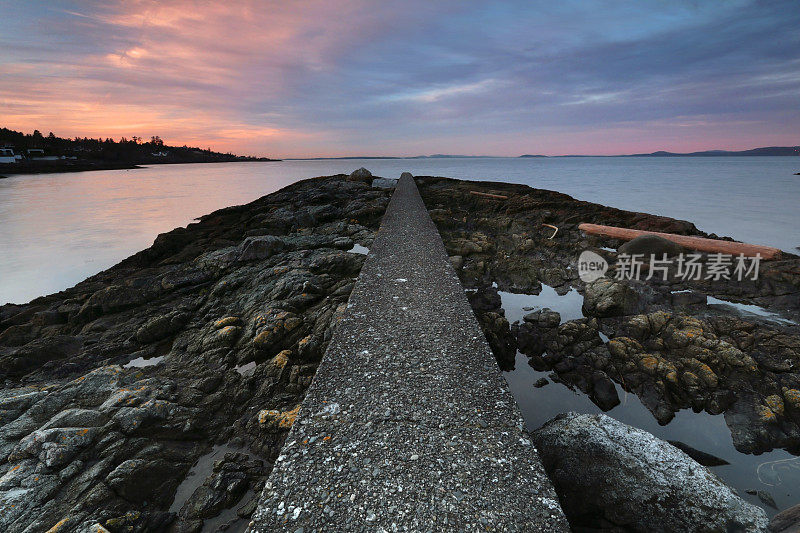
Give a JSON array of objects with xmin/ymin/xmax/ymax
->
[
  {"xmin": 179, "ymin": 453, "xmax": 261, "ymax": 521},
  {"xmin": 238, "ymin": 235, "xmax": 286, "ymax": 261},
  {"xmin": 79, "ymin": 284, "xmax": 152, "ymax": 317},
  {"xmin": 618, "ymin": 234, "xmax": 684, "ymax": 257},
  {"xmin": 41, "ymin": 408, "xmax": 109, "ymax": 430},
  {"xmin": 582, "ymin": 278, "xmax": 639, "ymax": 318},
  {"xmin": 0, "ymin": 175, "xmax": 391, "ymax": 532},
  {"xmin": 11, "ymin": 426, "xmax": 99, "ymax": 467},
  {"xmin": 533, "ymin": 412, "xmax": 768, "ymax": 532},
  {"xmin": 770, "ymin": 503, "xmax": 800, "ymax": 533},
  {"xmin": 670, "ymin": 289, "xmax": 706, "ymax": 307},
  {"xmin": 1, "ymin": 335, "xmax": 83, "ymax": 376},
  {"xmin": 136, "ymin": 311, "xmax": 189, "ymax": 343},
  {"xmin": 106, "ymin": 458, "xmax": 176, "ymax": 502},
  {"xmin": 667, "ymin": 440, "xmax": 729, "ymax": 466}
]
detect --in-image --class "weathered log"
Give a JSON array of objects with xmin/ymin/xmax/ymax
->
[
  {"xmin": 579, "ymin": 223, "xmax": 782, "ymax": 259},
  {"xmin": 470, "ymin": 190, "xmax": 508, "ymax": 200}
]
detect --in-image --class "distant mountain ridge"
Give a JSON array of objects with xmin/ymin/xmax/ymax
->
[
  {"xmin": 294, "ymin": 146, "xmax": 799, "ymax": 160},
  {"xmin": 627, "ymin": 146, "xmax": 799, "ymax": 157},
  {"xmin": 521, "ymin": 146, "xmax": 799, "ymax": 158}
]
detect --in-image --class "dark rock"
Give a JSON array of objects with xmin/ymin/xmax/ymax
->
[
  {"xmin": 589, "ymin": 372, "xmax": 620, "ymax": 411},
  {"xmin": 667, "ymin": 440, "xmax": 729, "ymax": 466},
  {"xmin": 582, "ymin": 278, "xmax": 639, "ymax": 318},
  {"xmin": 533, "ymin": 412, "xmax": 768, "ymax": 532},
  {"xmin": 106, "ymin": 458, "xmax": 177, "ymax": 503},
  {"xmin": 0, "ymin": 174, "xmax": 391, "ymax": 531},
  {"xmin": 618, "ymin": 234, "xmax": 684, "ymax": 257},
  {"xmin": 135, "ymin": 311, "xmax": 189, "ymax": 343},
  {"xmin": 756, "ymin": 490, "xmax": 778, "ymax": 510},
  {"xmin": 770, "ymin": 503, "xmax": 800, "ymax": 533},
  {"xmin": 347, "ymin": 167, "xmax": 372, "ymax": 182},
  {"xmin": 534, "ymin": 378, "xmax": 549, "ymax": 388},
  {"xmin": 238, "ymin": 235, "xmax": 286, "ymax": 261},
  {"xmin": 1, "ymin": 335, "xmax": 83, "ymax": 376}
]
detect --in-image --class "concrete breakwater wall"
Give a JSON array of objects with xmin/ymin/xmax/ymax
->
[{"xmin": 248, "ymin": 174, "xmax": 568, "ymax": 531}]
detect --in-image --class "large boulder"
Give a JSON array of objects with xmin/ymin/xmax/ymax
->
[
  {"xmin": 532, "ymin": 412, "xmax": 768, "ymax": 532},
  {"xmin": 347, "ymin": 167, "xmax": 372, "ymax": 182},
  {"xmin": 582, "ymin": 278, "xmax": 639, "ymax": 317},
  {"xmin": 618, "ymin": 234, "xmax": 684, "ymax": 257}
]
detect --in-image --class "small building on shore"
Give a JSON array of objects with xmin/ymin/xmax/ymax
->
[
  {"xmin": 0, "ymin": 148, "xmax": 16, "ymax": 164},
  {"xmin": 26, "ymin": 148, "xmax": 59, "ymax": 161}
]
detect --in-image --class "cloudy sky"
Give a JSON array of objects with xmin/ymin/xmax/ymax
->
[{"xmin": 1, "ymin": 0, "xmax": 798, "ymax": 157}]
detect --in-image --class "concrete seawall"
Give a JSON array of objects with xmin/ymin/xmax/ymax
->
[{"xmin": 248, "ymin": 175, "xmax": 568, "ymax": 531}]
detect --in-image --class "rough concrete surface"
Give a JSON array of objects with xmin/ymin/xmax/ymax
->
[{"xmin": 248, "ymin": 174, "xmax": 568, "ymax": 531}]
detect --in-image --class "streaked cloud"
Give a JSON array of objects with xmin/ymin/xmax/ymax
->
[{"xmin": 0, "ymin": 0, "xmax": 797, "ymax": 157}]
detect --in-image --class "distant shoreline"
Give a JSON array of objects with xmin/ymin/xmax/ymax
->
[
  {"xmin": 0, "ymin": 158, "xmax": 281, "ymax": 177},
  {"xmin": 288, "ymin": 146, "xmax": 799, "ymax": 160}
]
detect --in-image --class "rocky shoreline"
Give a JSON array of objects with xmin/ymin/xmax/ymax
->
[{"xmin": 1, "ymin": 172, "xmax": 799, "ymax": 532}]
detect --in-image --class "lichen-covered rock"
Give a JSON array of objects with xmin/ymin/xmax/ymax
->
[
  {"xmin": 582, "ymin": 278, "xmax": 639, "ymax": 317},
  {"xmin": 0, "ymin": 175, "xmax": 390, "ymax": 532},
  {"xmin": 533, "ymin": 412, "xmax": 769, "ymax": 532}
]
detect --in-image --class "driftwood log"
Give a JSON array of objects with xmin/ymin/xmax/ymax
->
[
  {"xmin": 470, "ymin": 190, "xmax": 508, "ymax": 200},
  {"xmin": 579, "ymin": 223, "xmax": 782, "ymax": 259}
]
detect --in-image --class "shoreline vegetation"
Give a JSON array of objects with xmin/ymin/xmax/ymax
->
[
  {"xmin": 1, "ymin": 171, "xmax": 799, "ymax": 531},
  {"xmin": 0, "ymin": 127, "xmax": 279, "ymax": 177}
]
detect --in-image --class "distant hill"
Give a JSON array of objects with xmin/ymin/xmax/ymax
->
[
  {"xmin": 0, "ymin": 127, "xmax": 278, "ymax": 174},
  {"xmin": 516, "ymin": 146, "xmax": 799, "ymax": 158},
  {"xmin": 628, "ymin": 146, "xmax": 799, "ymax": 157}
]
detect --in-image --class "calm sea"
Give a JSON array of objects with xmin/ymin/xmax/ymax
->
[{"xmin": 1, "ymin": 156, "xmax": 798, "ymax": 305}]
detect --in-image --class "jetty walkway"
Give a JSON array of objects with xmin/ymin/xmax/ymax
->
[{"xmin": 248, "ymin": 174, "xmax": 568, "ymax": 531}]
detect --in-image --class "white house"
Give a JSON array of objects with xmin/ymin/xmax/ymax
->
[
  {"xmin": 0, "ymin": 148, "xmax": 16, "ymax": 164},
  {"xmin": 27, "ymin": 148, "xmax": 59, "ymax": 161}
]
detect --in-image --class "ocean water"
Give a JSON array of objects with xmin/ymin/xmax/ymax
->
[
  {"xmin": 1, "ymin": 156, "xmax": 797, "ymax": 304},
  {"xmin": 2, "ymin": 157, "xmax": 799, "ymax": 519}
]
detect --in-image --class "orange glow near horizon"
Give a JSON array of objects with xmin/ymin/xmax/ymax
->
[{"xmin": 1, "ymin": 1, "xmax": 798, "ymax": 158}]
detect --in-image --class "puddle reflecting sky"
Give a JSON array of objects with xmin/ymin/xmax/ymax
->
[{"xmin": 497, "ymin": 283, "xmax": 800, "ymax": 516}]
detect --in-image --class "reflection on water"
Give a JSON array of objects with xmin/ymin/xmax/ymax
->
[
  {"xmin": 497, "ymin": 284, "xmax": 584, "ymax": 325},
  {"xmin": 168, "ymin": 443, "xmax": 260, "ymax": 532},
  {"xmin": 498, "ymin": 284, "xmax": 800, "ymax": 517},
  {"xmin": 123, "ymin": 355, "xmax": 165, "ymax": 368},
  {"xmin": 347, "ymin": 243, "xmax": 370, "ymax": 255},
  {"xmin": 235, "ymin": 361, "xmax": 256, "ymax": 376},
  {"xmin": 707, "ymin": 295, "xmax": 797, "ymax": 325},
  {"xmin": 2, "ymin": 156, "xmax": 798, "ymax": 305}
]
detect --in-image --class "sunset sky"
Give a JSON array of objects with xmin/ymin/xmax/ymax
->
[{"xmin": 1, "ymin": 0, "xmax": 798, "ymax": 158}]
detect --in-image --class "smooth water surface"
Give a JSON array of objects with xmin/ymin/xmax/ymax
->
[
  {"xmin": 1, "ymin": 157, "xmax": 798, "ymax": 304},
  {"xmin": 497, "ymin": 285, "xmax": 800, "ymax": 517}
]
